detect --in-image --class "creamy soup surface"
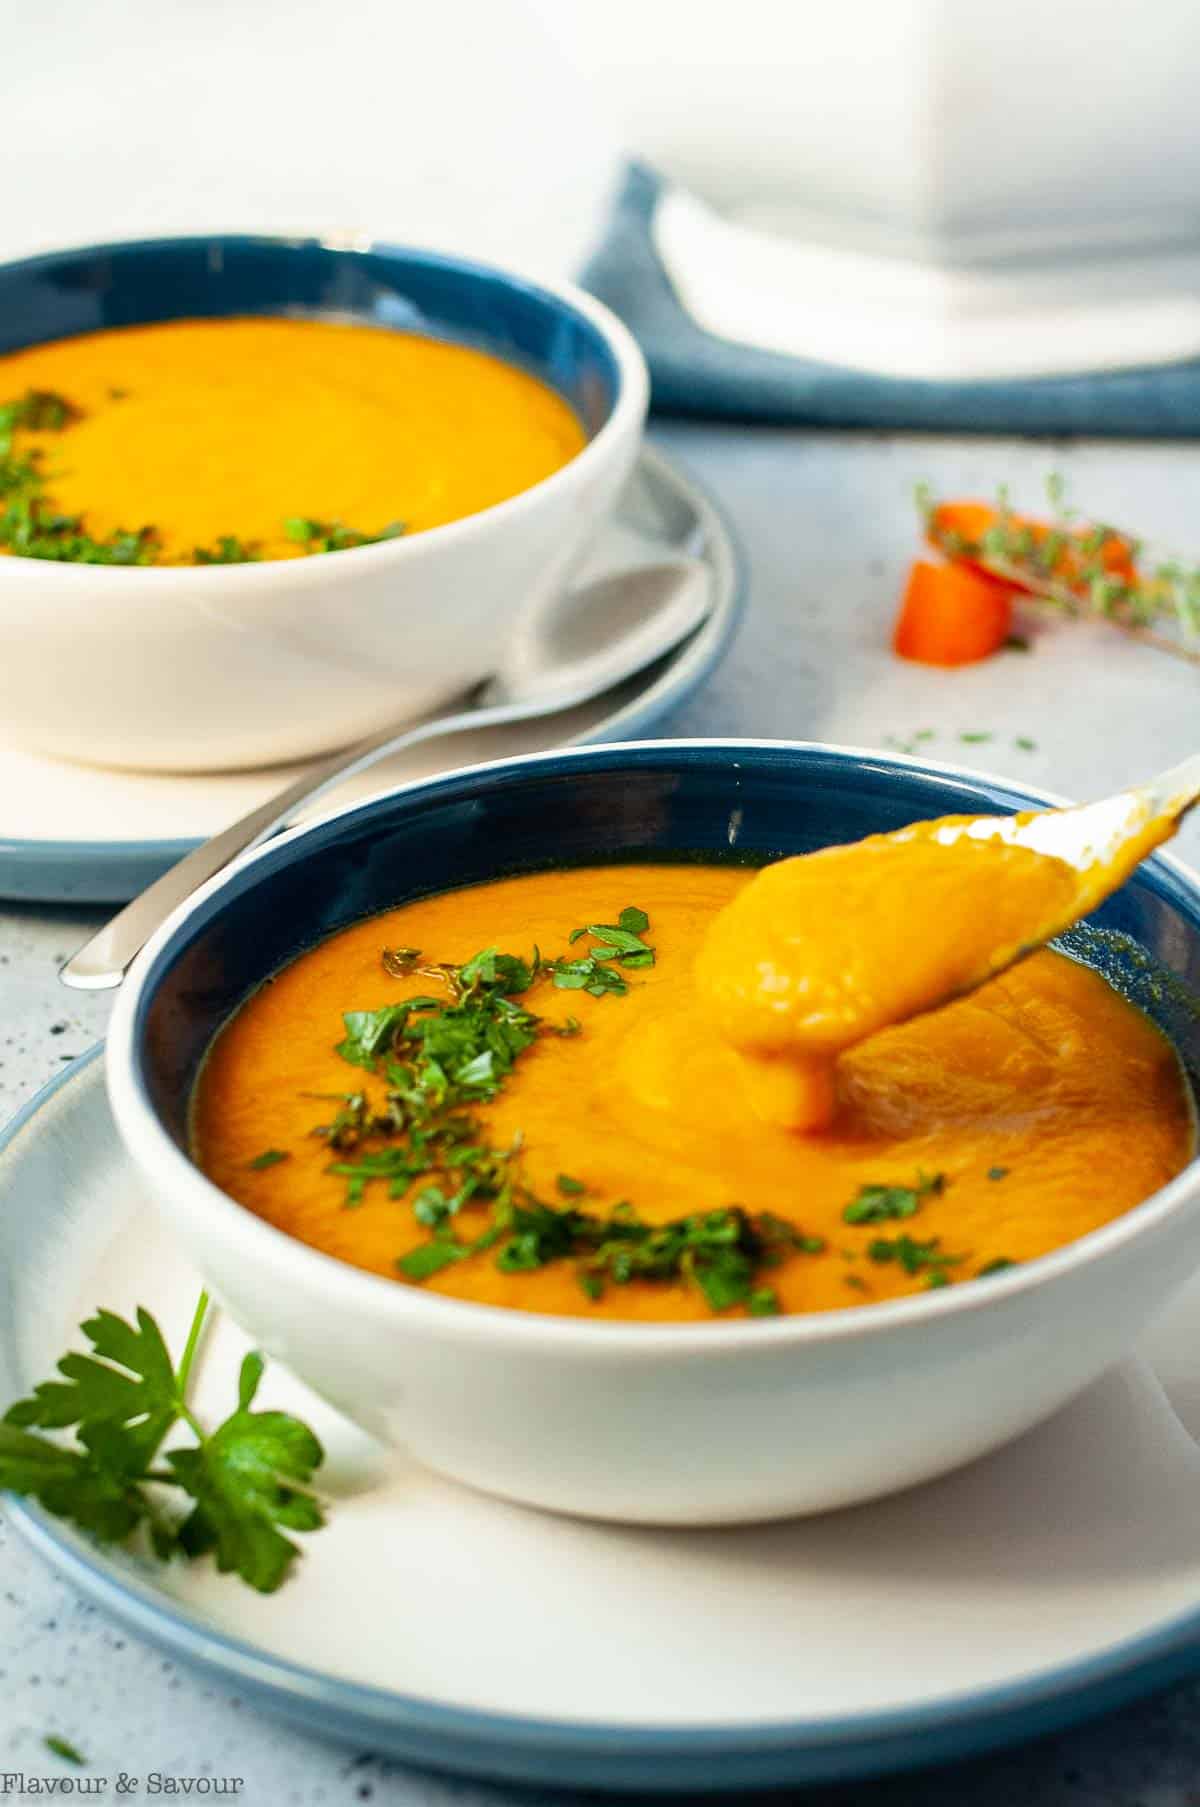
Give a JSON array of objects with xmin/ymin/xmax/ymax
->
[
  {"xmin": 0, "ymin": 318, "xmax": 586, "ymax": 563},
  {"xmin": 192, "ymin": 864, "xmax": 1194, "ymax": 1322}
]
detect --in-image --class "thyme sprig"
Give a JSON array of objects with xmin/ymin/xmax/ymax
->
[{"xmin": 918, "ymin": 476, "xmax": 1200, "ymax": 666}]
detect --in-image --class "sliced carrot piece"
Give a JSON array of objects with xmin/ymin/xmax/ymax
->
[
  {"xmin": 928, "ymin": 501, "xmax": 998, "ymax": 551},
  {"xmin": 893, "ymin": 559, "xmax": 1016, "ymax": 667}
]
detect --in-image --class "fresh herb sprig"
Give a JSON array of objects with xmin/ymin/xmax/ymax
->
[
  {"xmin": 919, "ymin": 475, "xmax": 1200, "ymax": 666},
  {"xmin": 0, "ymin": 1293, "xmax": 325, "ymax": 1592}
]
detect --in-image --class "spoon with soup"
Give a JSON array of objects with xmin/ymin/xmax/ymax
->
[{"xmin": 696, "ymin": 754, "xmax": 1200, "ymax": 1132}]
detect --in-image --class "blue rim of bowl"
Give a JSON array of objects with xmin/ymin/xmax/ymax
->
[
  {"xmin": 0, "ymin": 442, "xmax": 744, "ymax": 906},
  {"xmin": 108, "ymin": 739, "xmax": 1200, "ymax": 1359},
  {"xmin": 5, "ymin": 822, "xmax": 1200, "ymax": 1786},
  {"xmin": 0, "ymin": 231, "xmax": 644, "ymax": 580}
]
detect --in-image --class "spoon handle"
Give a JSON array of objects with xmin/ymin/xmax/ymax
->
[
  {"xmin": 1138, "ymin": 749, "xmax": 1200, "ymax": 821},
  {"xmin": 59, "ymin": 555, "xmax": 712, "ymax": 992},
  {"xmin": 58, "ymin": 687, "xmax": 566, "ymax": 992}
]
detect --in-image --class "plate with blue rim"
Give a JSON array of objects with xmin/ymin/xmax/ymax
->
[
  {"xmin": 0, "ymin": 443, "xmax": 741, "ymax": 905},
  {"xmin": 5, "ymin": 1035, "xmax": 1200, "ymax": 1791}
]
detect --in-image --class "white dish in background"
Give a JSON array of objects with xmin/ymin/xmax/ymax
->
[
  {"xmin": 6, "ymin": 1051, "xmax": 1200, "ymax": 1788},
  {"xmin": 652, "ymin": 184, "xmax": 1200, "ymax": 382},
  {"xmin": 0, "ymin": 445, "xmax": 740, "ymax": 904},
  {"xmin": 539, "ymin": 0, "xmax": 1200, "ymax": 378}
]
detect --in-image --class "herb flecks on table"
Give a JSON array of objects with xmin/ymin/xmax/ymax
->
[
  {"xmin": 0, "ymin": 388, "xmax": 406, "ymax": 565},
  {"xmin": 44, "ymin": 1735, "xmax": 86, "ymax": 1766},
  {"xmin": 0, "ymin": 1293, "xmax": 325, "ymax": 1593}
]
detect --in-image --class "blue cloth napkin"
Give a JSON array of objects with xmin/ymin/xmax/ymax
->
[{"xmin": 581, "ymin": 164, "xmax": 1200, "ymax": 436}]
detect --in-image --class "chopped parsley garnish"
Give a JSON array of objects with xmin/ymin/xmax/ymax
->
[
  {"xmin": 959, "ymin": 731, "xmax": 992, "ymax": 744},
  {"xmin": 1014, "ymin": 735, "xmax": 1038, "ymax": 751},
  {"xmin": 248, "ymin": 1149, "xmax": 289, "ymax": 1170},
  {"xmin": 405, "ymin": 1197, "xmax": 821, "ymax": 1313},
  {"xmin": 17, "ymin": 391, "xmax": 81, "ymax": 431},
  {"xmin": 986, "ymin": 1165, "xmax": 1010, "ymax": 1181},
  {"xmin": 866, "ymin": 1234, "xmax": 965, "ymax": 1288},
  {"xmin": 285, "ymin": 516, "xmax": 405, "ymax": 554},
  {"xmin": 193, "ymin": 534, "xmax": 261, "ymax": 564},
  {"xmin": 310, "ymin": 909, "xmax": 827, "ymax": 1314},
  {"xmin": 0, "ymin": 1294, "xmax": 324, "ymax": 1593},
  {"xmin": 978, "ymin": 1256, "xmax": 1019, "ymax": 1276},
  {"xmin": 842, "ymin": 1172, "xmax": 944, "ymax": 1225},
  {"xmin": 0, "ymin": 389, "xmax": 407, "ymax": 566},
  {"xmin": 548, "ymin": 906, "xmax": 657, "ymax": 997}
]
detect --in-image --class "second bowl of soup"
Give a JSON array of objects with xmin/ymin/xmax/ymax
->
[
  {"xmin": 108, "ymin": 742, "xmax": 1200, "ymax": 1522},
  {"xmin": 0, "ymin": 237, "xmax": 646, "ymax": 771}
]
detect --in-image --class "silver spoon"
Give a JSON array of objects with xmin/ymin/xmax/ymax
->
[
  {"xmin": 768, "ymin": 751, "xmax": 1200, "ymax": 1047},
  {"xmin": 61, "ymin": 558, "xmax": 710, "ymax": 992},
  {"xmin": 895, "ymin": 751, "xmax": 1200, "ymax": 1002}
]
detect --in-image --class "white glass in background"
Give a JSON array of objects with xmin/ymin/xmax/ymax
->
[{"xmin": 535, "ymin": 0, "xmax": 1200, "ymax": 378}]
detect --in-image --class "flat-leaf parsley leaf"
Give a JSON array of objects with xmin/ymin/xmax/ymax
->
[{"xmin": 0, "ymin": 1295, "xmax": 325, "ymax": 1592}]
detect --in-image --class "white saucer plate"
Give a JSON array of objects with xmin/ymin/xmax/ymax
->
[
  {"xmin": 5, "ymin": 1051, "xmax": 1200, "ymax": 1791},
  {"xmin": 0, "ymin": 445, "xmax": 740, "ymax": 905}
]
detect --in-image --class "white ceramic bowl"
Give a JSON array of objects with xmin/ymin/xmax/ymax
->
[
  {"xmin": 106, "ymin": 742, "xmax": 1200, "ymax": 1524},
  {"xmin": 0, "ymin": 237, "xmax": 647, "ymax": 773}
]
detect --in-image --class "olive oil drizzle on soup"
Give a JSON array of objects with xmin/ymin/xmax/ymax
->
[
  {"xmin": 192, "ymin": 864, "xmax": 1194, "ymax": 1323},
  {"xmin": 0, "ymin": 318, "xmax": 586, "ymax": 565}
]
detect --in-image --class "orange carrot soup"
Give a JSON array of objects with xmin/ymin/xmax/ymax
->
[
  {"xmin": 0, "ymin": 318, "xmax": 586, "ymax": 565},
  {"xmin": 191, "ymin": 862, "xmax": 1194, "ymax": 1322}
]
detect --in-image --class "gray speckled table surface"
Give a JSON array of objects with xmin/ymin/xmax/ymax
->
[{"xmin": 5, "ymin": 422, "xmax": 1200, "ymax": 1803}]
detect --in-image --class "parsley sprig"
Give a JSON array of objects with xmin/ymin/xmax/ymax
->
[{"xmin": 0, "ymin": 1293, "xmax": 325, "ymax": 1592}]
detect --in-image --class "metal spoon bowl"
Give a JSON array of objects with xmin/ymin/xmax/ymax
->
[
  {"xmin": 61, "ymin": 559, "xmax": 710, "ymax": 991},
  {"xmin": 880, "ymin": 749, "xmax": 1200, "ymax": 1020}
]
